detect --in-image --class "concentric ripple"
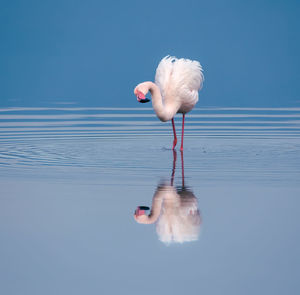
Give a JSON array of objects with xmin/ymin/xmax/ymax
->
[{"xmin": 0, "ymin": 107, "xmax": 299, "ymax": 183}]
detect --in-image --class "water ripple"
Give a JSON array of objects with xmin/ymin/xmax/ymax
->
[
  {"xmin": 0, "ymin": 107, "xmax": 300, "ymax": 139},
  {"xmin": 0, "ymin": 107, "xmax": 299, "ymax": 183}
]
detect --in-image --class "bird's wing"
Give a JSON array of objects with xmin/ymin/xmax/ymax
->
[
  {"xmin": 154, "ymin": 56, "xmax": 176, "ymax": 99},
  {"xmin": 170, "ymin": 57, "xmax": 204, "ymax": 105},
  {"xmin": 155, "ymin": 56, "xmax": 204, "ymax": 105},
  {"xmin": 172, "ymin": 58, "xmax": 204, "ymax": 93}
]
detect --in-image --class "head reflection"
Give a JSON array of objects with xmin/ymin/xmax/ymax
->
[{"xmin": 134, "ymin": 151, "xmax": 202, "ymax": 244}]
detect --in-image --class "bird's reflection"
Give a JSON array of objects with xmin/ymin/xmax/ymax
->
[{"xmin": 134, "ymin": 151, "xmax": 202, "ymax": 244}]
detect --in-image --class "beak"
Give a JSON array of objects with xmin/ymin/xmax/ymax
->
[
  {"xmin": 136, "ymin": 90, "xmax": 151, "ymax": 103},
  {"xmin": 134, "ymin": 206, "xmax": 150, "ymax": 216}
]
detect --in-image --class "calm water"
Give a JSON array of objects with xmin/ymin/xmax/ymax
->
[{"xmin": 0, "ymin": 107, "xmax": 300, "ymax": 295}]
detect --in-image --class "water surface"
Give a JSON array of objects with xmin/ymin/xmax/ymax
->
[{"xmin": 0, "ymin": 107, "xmax": 299, "ymax": 295}]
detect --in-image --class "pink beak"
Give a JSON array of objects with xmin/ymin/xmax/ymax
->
[
  {"xmin": 136, "ymin": 91, "xmax": 150, "ymax": 103},
  {"xmin": 135, "ymin": 206, "xmax": 150, "ymax": 216},
  {"xmin": 136, "ymin": 90, "xmax": 146, "ymax": 102},
  {"xmin": 135, "ymin": 207, "xmax": 145, "ymax": 216}
]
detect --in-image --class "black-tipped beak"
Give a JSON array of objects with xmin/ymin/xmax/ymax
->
[
  {"xmin": 134, "ymin": 206, "xmax": 150, "ymax": 216},
  {"xmin": 136, "ymin": 90, "xmax": 151, "ymax": 103},
  {"xmin": 138, "ymin": 97, "xmax": 151, "ymax": 103}
]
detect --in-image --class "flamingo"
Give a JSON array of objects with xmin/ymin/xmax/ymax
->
[
  {"xmin": 134, "ymin": 55, "xmax": 204, "ymax": 151},
  {"xmin": 134, "ymin": 150, "xmax": 202, "ymax": 244}
]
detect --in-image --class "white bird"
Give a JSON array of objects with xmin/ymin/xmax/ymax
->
[
  {"xmin": 134, "ymin": 150, "xmax": 202, "ymax": 244},
  {"xmin": 134, "ymin": 183, "xmax": 201, "ymax": 244},
  {"xmin": 134, "ymin": 55, "xmax": 204, "ymax": 151}
]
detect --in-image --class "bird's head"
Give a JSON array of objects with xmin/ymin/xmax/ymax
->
[
  {"xmin": 134, "ymin": 83, "xmax": 151, "ymax": 103},
  {"xmin": 134, "ymin": 206, "xmax": 153, "ymax": 224}
]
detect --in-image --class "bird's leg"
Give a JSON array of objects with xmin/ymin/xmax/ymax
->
[
  {"xmin": 180, "ymin": 149, "xmax": 185, "ymax": 187},
  {"xmin": 171, "ymin": 150, "xmax": 177, "ymax": 186},
  {"xmin": 171, "ymin": 118, "xmax": 177, "ymax": 150},
  {"xmin": 180, "ymin": 114, "xmax": 185, "ymax": 152}
]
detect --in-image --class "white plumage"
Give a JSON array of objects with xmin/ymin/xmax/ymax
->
[
  {"xmin": 155, "ymin": 56, "xmax": 204, "ymax": 114},
  {"xmin": 134, "ymin": 55, "xmax": 204, "ymax": 150},
  {"xmin": 133, "ymin": 150, "xmax": 202, "ymax": 244},
  {"xmin": 134, "ymin": 184, "xmax": 201, "ymax": 244},
  {"xmin": 155, "ymin": 185, "xmax": 201, "ymax": 244}
]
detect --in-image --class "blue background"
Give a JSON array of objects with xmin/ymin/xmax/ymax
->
[{"xmin": 0, "ymin": 0, "xmax": 299, "ymax": 107}]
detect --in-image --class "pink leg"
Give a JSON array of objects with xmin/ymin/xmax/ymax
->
[
  {"xmin": 180, "ymin": 150, "xmax": 185, "ymax": 187},
  {"xmin": 180, "ymin": 114, "xmax": 185, "ymax": 152},
  {"xmin": 171, "ymin": 118, "xmax": 177, "ymax": 150},
  {"xmin": 171, "ymin": 150, "xmax": 177, "ymax": 186}
]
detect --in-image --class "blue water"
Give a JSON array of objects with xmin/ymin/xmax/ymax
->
[{"xmin": 0, "ymin": 107, "xmax": 300, "ymax": 295}]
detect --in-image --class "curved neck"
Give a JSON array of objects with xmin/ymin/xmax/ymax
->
[
  {"xmin": 136, "ymin": 185, "xmax": 177, "ymax": 224},
  {"xmin": 143, "ymin": 82, "xmax": 179, "ymax": 122},
  {"xmin": 147, "ymin": 189, "xmax": 164, "ymax": 224}
]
